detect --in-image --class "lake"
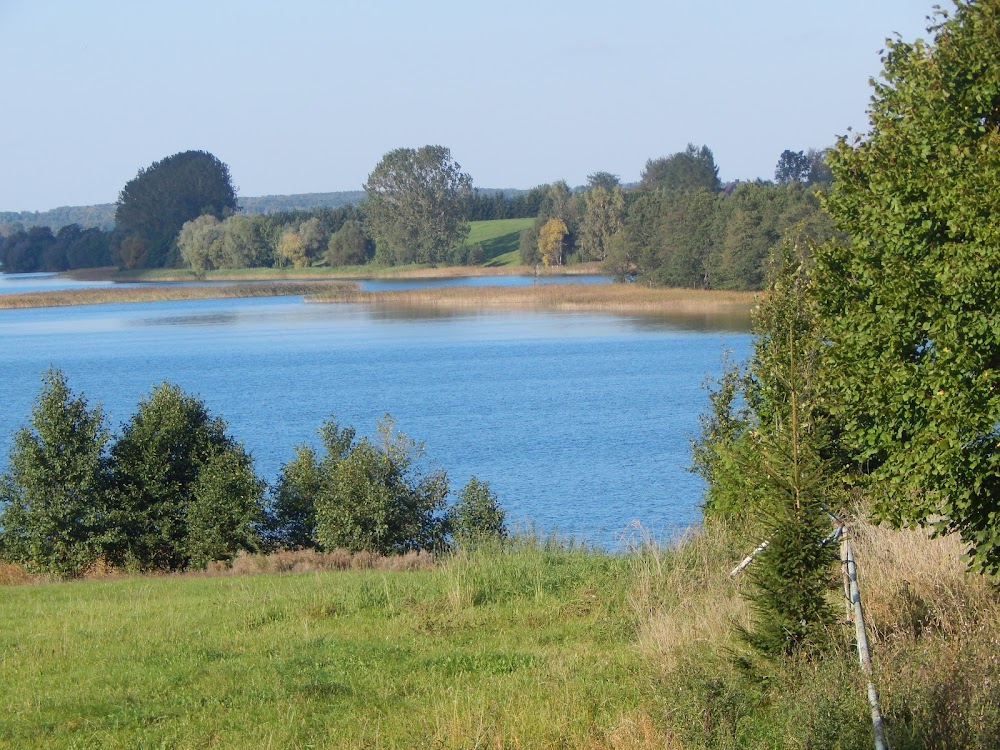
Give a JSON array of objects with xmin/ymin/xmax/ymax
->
[
  {"xmin": 0, "ymin": 289, "xmax": 751, "ymax": 547},
  {"xmin": 0, "ymin": 271, "xmax": 610, "ymax": 295}
]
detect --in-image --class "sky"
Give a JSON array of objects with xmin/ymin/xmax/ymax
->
[{"xmin": 1, "ymin": 0, "xmax": 935, "ymax": 212}]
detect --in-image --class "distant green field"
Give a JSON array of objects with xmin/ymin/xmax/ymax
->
[{"xmin": 461, "ymin": 218, "xmax": 534, "ymax": 265}]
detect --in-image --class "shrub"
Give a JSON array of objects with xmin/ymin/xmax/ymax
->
[{"xmin": 448, "ymin": 476, "xmax": 508, "ymax": 550}]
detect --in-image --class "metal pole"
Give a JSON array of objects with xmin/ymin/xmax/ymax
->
[{"xmin": 843, "ymin": 537, "xmax": 889, "ymax": 750}]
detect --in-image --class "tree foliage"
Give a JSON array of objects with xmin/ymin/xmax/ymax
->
[
  {"xmin": 0, "ymin": 370, "xmax": 110, "ymax": 576},
  {"xmin": 326, "ymin": 219, "xmax": 373, "ymax": 266},
  {"xmin": 0, "ymin": 224, "xmax": 111, "ymax": 273},
  {"xmin": 774, "ymin": 149, "xmax": 811, "ymax": 183},
  {"xmin": 448, "ymin": 476, "xmax": 508, "ymax": 550},
  {"xmin": 538, "ymin": 217, "xmax": 568, "ymax": 267},
  {"xmin": 695, "ymin": 254, "xmax": 838, "ymax": 654},
  {"xmin": 115, "ymin": 150, "xmax": 238, "ymax": 268},
  {"xmin": 363, "ymin": 145, "xmax": 473, "ymax": 264},
  {"xmin": 271, "ymin": 416, "xmax": 449, "ymax": 555},
  {"xmin": 815, "ymin": 0, "xmax": 1000, "ymax": 573},
  {"xmin": 579, "ymin": 183, "xmax": 625, "ymax": 262},
  {"xmin": 639, "ymin": 144, "xmax": 721, "ymax": 194},
  {"xmin": 108, "ymin": 383, "xmax": 262, "ymax": 571}
]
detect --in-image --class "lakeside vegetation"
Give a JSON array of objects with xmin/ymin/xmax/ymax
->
[
  {"xmin": 2, "ymin": 2, "xmax": 1000, "ymax": 747},
  {"xmin": 1, "ymin": 146, "xmax": 829, "ymax": 293},
  {"xmin": 311, "ymin": 282, "xmax": 756, "ymax": 319},
  {"xmin": 2, "ymin": 521, "xmax": 996, "ymax": 748},
  {"xmin": 0, "ymin": 278, "xmax": 755, "ymax": 318},
  {"xmin": 0, "ymin": 280, "xmax": 357, "ymax": 310}
]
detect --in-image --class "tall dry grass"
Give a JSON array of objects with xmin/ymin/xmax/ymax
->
[
  {"xmin": 207, "ymin": 547, "xmax": 437, "ymax": 575},
  {"xmin": 0, "ymin": 281, "xmax": 357, "ymax": 309},
  {"xmin": 848, "ymin": 517, "xmax": 997, "ymax": 641},
  {"xmin": 627, "ymin": 523, "xmax": 751, "ymax": 675},
  {"xmin": 311, "ymin": 283, "xmax": 757, "ymax": 318}
]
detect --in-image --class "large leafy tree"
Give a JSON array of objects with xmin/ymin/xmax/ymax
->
[
  {"xmin": 815, "ymin": 0, "xmax": 1000, "ymax": 573},
  {"xmin": 0, "ymin": 370, "xmax": 110, "ymax": 576},
  {"xmin": 115, "ymin": 150, "xmax": 238, "ymax": 269},
  {"xmin": 363, "ymin": 145, "xmax": 473, "ymax": 265},
  {"xmin": 108, "ymin": 383, "xmax": 263, "ymax": 570},
  {"xmin": 579, "ymin": 182, "xmax": 625, "ymax": 262}
]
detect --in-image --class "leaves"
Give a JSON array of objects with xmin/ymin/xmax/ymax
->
[
  {"xmin": 815, "ymin": 0, "xmax": 1000, "ymax": 573},
  {"xmin": 363, "ymin": 145, "xmax": 473, "ymax": 265}
]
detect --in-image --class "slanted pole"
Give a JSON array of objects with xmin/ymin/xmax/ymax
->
[{"xmin": 843, "ymin": 537, "xmax": 889, "ymax": 750}]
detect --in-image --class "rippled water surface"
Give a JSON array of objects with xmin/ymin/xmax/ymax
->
[{"xmin": 0, "ymin": 291, "xmax": 751, "ymax": 547}]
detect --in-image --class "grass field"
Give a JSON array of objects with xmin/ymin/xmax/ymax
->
[
  {"xmin": 2, "ymin": 521, "xmax": 997, "ymax": 748},
  {"xmin": 461, "ymin": 217, "xmax": 534, "ymax": 265},
  {"xmin": 1, "ymin": 540, "xmax": 659, "ymax": 749}
]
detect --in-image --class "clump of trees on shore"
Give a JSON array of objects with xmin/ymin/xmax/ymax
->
[
  {"xmin": 0, "ymin": 370, "xmax": 507, "ymax": 577},
  {"xmin": 1, "ymin": 141, "xmax": 834, "ymax": 292}
]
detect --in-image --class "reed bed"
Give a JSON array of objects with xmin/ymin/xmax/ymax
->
[
  {"xmin": 0, "ymin": 281, "xmax": 357, "ymax": 309},
  {"xmin": 311, "ymin": 282, "xmax": 757, "ymax": 316}
]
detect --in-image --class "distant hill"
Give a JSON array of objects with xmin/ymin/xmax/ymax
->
[
  {"xmin": 238, "ymin": 191, "xmax": 366, "ymax": 214},
  {"xmin": 0, "ymin": 189, "xmax": 538, "ymax": 234},
  {"xmin": 0, "ymin": 191, "xmax": 370, "ymax": 232},
  {"xmin": 0, "ymin": 204, "xmax": 118, "ymax": 232}
]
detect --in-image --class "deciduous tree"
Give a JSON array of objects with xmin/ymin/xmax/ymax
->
[
  {"xmin": 537, "ymin": 217, "xmax": 568, "ymax": 267},
  {"xmin": 815, "ymin": 0, "xmax": 1000, "ymax": 573},
  {"xmin": 774, "ymin": 149, "xmax": 811, "ymax": 183},
  {"xmin": 115, "ymin": 150, "xmax": 238, "ymax": 269},
  {"xmin": 639, "ymin": 144, "xmax": 721, "ymax": 194},
  {"xmin": 363, "ymin": 145, "xmax": 473, "ymax": 264},
  {"xmin": 448, "ymin": 476, "xmax": 508, "ymax": 550},
  {"xmin": 579, "ymin": 183, "xmax": 625, "ymax": 262},
  {"xmin": 326, "ymin": 219, "xmax": 373, "ymax": 266},
  {"xmin": 313, "ymin": 416, "xmax": 449, "ymax": 554}
]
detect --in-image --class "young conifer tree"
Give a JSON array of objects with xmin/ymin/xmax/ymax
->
[{"xmin": 741, "ymin": 256, "xmax": 838, "ymax": 656}]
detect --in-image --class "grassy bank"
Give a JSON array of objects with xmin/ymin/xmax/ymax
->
[
  {"xmin": 2, "ymin": 522, "xmax": 996, "ymax": 748},
  {"xmin": 0, "ymin": 281, "xmax": 357, "ymax": 310}
]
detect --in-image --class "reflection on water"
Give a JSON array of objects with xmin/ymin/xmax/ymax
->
[
  {"xmin": 0, "ymin": 294, "xmax": 751, "ymax": 547},
  {"xmin": 342, "ymin": 302, "xmax": 750, "ymax": 333},
  {"xmin": 130, "ymin": 312, "xmax": 241, "ymax": 327}
]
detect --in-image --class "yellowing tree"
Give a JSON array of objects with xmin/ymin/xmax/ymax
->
[
  {"xmin": 537, "ymin": 217, "xmax": 568, "ymax": 267},
  {"xmin": 276, "ymin": 229, "xmax": 309, "ymax": 268}
]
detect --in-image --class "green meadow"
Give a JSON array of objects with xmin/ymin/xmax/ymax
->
[
  {"xmin": 461, "ymin": 217, "xmax": 534, "ymax": 266},
  {"xmin": 3, "ymin": 523, "xmax": 998, "ymax": 749},
  {"xmin": 1, "ymin": 542, "xmax": 656, "ymax": 749}
]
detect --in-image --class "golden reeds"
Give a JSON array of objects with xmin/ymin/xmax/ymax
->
[
  {"xmin": 0, "ymin": 281, "xmax": 357, "ymax": 310},
  {"xmin": 311, "ymin": 283, "xmax": 758, "ymax": 317}
]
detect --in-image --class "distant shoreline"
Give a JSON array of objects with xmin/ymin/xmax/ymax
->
[{"xmin": 63, "ymin": 263, "xmax": 604, "ymax": 283}]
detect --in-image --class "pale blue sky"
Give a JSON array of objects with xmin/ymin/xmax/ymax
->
[{"xmin": 1, "ymin": 0, "xmax": 933, "ymax": 211}]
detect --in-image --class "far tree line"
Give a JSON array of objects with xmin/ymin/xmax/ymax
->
[
  {"xmin": 0, "ymin": 370, "xmax": 508, "ymax": 578},
  {"xmin": 0, "ymin": 145, "xmax": 833, "ymax": 291}
]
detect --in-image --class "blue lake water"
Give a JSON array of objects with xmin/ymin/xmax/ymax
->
[
  {"xmin": 0, "ymin": 292, "xmax": 751, "ymax": 548},
  {"xmin": 0, "ymin": 272, "xmax": 609, "ymax": 294}
]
